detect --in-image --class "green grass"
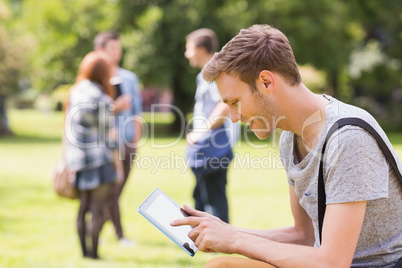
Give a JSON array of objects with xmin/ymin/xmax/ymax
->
[{"xmin": 1, "ymin": 109, "xmax": 402, "ymax": 268}]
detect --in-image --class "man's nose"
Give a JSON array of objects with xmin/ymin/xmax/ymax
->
[
  {"xmin": 229, "ymin": 107, "xmax": 240, "ymax": 123},
  {"xmin": 184, "ymin": 50, "xmax": 192, "ymax": 59}
]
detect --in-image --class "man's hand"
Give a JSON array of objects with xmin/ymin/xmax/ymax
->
[
  {"xmin": 186, "ymin": 131, "xmax": 197, "ymax": 146},
  {"xmin": 114, "ymin": 95, "xmax": 132, "ymax": 113},
  {"xmin": 186, "ymin": 131, "xmax": 208, "ymax": 146},
  {"xmin": 171, "ymin": 205, "xmax": 238, "ymax": 254}
]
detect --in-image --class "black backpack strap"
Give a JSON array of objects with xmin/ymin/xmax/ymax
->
[
  {"xmin": 318, "ymin": 117, "xmax": 402, "ymax": 245},
  {"xmin": 394, "ymin": 257, "xmax": 402, "ymax": 268}
]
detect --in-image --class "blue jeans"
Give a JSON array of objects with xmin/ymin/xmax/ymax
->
[{"xmin": 192, "ymin": 168, "xmax": 229, "ymax": 223}]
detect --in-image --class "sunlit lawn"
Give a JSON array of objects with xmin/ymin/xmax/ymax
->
[{"xmin": 1, "ymin": 109, "xmax": 401, "ymax": 268}]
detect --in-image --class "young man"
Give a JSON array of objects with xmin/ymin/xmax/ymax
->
[
  {"xmin": 172, "ymin": 25, "xmax": 402, "ymax": 267},
  {"xmin": 184, "ymin": 28, "xmax": 238, "ymax": 223},
  {"xmin": 94, "ymin": 32, "xmax": 143, "ymax": 245}
]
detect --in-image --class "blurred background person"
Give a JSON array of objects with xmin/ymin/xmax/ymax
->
[
  {"xmin": 94, "ymin": 32, "xmax": 143, "ymax": 246},
  {"xmin": 185, "ymin": 28, "xmax": 239, "ymax": 223},
  {"xmin": 64, "ymin": 51, "xmax": 123, "ymax": 259}
]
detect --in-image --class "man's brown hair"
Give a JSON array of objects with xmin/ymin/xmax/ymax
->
[
  {"xmin": 186, "ymin": 28, "xmax": 219, "ymax": 54},
  {"xmin": 93, "ymin": 31, "xmax": 120, "ymax": 49},
  {"xmin": 203, "ymin": 25, "xmax": 301, "ymax": 91}
]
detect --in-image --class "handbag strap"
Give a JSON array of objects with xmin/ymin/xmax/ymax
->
[{"xmin": 318, "ymin": 117, "xmax": 402, "ymax": 245}]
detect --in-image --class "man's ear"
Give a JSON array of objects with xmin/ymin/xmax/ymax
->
[
  {"xmin": 197, "ymin": 45, "xmax": 208, "ymax": 55},
  {"xmin": 258, "ymin": 70, "xmax": 275, "ymax": 94}
]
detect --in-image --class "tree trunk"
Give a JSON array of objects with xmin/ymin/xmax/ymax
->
[{"xmin": 0, "ymin": 95, "xmax": 13, "ymax": 136}]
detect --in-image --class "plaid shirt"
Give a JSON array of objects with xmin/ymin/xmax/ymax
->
[{"xmin": 65, "ymin": 80, "xmax": 115, "ymax": 172}]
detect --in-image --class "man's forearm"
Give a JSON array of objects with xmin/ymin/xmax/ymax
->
[
  {"xmin": 228, "ymin": 202, "xmax": 365, "ymax": 268},
  {"xmin": 231, "ymin": 232, "xmax": 335, "ymax": 268},
  {"xmin": 234, "ymin": 225, "xmax": 314, "ymax": 246}
]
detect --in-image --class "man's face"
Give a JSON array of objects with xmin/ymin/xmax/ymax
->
[
  {"xmin": 216, "ymin": 73, "xmax": 279, "ymax": 140},
  {"xmin": 103, "ymin": 39, "xmax": 122, "ymax": 65},
  {"xmin": 185, "ymin": 40, "xmax": 203, "ymax": 69}
]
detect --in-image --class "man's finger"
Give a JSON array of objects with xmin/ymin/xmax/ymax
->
[
  {"xmin": 183, "ymin": 204, "xmax": 209, "ymax": 217},
  {"xmin": 170, "ymin": 216, "xmax": 202, "ymax": 227}
]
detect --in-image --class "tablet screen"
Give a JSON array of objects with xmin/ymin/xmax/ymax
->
[{"xmin": 137, "ymin": 188, "xmax": 197, "ymax": 256}]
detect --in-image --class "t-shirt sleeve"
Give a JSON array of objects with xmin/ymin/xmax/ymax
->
[{"xmin": 323, "ymin": 126, "xmax": 389, "ymax": 204}]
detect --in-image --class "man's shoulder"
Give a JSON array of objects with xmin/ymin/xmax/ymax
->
[
  {"xmin": 118, "ymin": 67, "xmax": 138, "ymax": 81},
  {"xmin": 326, "ymin": 96, "xmax": 375, "ymax": 123}
]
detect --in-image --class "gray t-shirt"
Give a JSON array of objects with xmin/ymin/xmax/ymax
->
[{"xmin": 279, "ymin": 95, "xmax": 402, "ymax": 267}]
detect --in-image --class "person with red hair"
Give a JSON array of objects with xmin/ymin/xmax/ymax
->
[{"xmin": 64, "ymin": 51, "xmax": 123, "ymax": 259}]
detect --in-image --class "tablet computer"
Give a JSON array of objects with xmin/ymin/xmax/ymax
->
[{"xmin": 137, "ymin": 188, "xmax": 198, "ymax": 257}]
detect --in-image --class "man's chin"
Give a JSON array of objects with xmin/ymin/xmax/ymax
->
[
  {"xmin": 252, "ymin": 130, "xmax": 271, "ymax": 140},
  {"xmin": 189, "ymin": 61, "xmax": 198, "ymax": 68},
  {"xmin": 249, "ymin": 122, "xmax": 271, "ymax": 140}
]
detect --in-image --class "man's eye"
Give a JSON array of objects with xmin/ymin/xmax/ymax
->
[{"xmin": 232, "ymin": 101, "xmax": 238, "ymax": 107}]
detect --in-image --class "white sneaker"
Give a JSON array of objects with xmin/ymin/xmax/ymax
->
[{"xmin": 119, "ymin": 237, "xmax": 136, "ymax": 247}]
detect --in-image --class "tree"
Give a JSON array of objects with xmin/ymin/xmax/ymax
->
[
  {"xmin": 116, "ymin": 0, "xmax": 233, "ymax": 130},
  {"xmin": 115, "ymin": 0, "xmax": 360, "ymax": 130},
  {"xmin": 6, "ymin": 0, "xmax": 402, "ymax": 135},
  {"xmin": 13, "ymin": 0, "xmax": 120, "ymax": 92},
  {"xmin": 346, "ymin": 0, "xmax": 402, "ymax": 128},
  {"xmin": 29, "ymin": 0, "xmax": 356, "ymax": 131},
  {"xmin": 0, "ymin": 0, "xmax": 26, "ymax": 136}
]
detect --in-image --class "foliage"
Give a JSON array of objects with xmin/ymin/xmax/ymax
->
[
  {"xmin": 2, "ymin": 0, "xmax": 402, "ymax": 130},
  {"xmin": 113, "ymin": 0, "xmax": 361, "ymax": 126},
  {"xmin": 0, "ymin": 0, "xmax": 28, "ymax": 135},
  {"xmin": 0, "ymin": 0, "xmax": 26, "ymax": 96},
  {"xmin": 10, "ymin": 0, "xmax": 120, "ymax": 92},
  {"xmin": 115, "ymin": 0, "xmax": 241, "ymax": 124},
  {"xmin": 346, "ymin": 0, "xmax": 402, "ymax": 127}
]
